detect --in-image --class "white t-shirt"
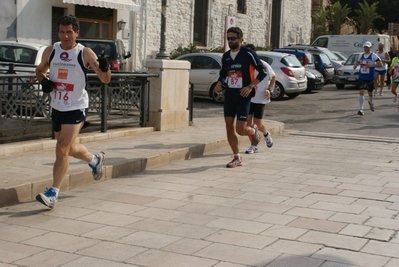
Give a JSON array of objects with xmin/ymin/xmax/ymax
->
[
  {"xmin": 375, "ymin": 50, "xmax": 387, "ymax": 71},
  {"xmin": 251, "ymin": 60, "xmax": 276, "ymax": 104}
]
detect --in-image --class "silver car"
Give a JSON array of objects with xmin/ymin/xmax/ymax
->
[
  {"xmin": 176, "ymin": 53, "xmax": 224, "ymax": 103},
  {"xmin": 0, "ymin": 41, "xmax": 46, "ymax": 73},
  {"xmin": 177, "ymin": 51, "xmax": 307, "ymax": 102},
  {"xmin": 333, "ymin": 52, "xmax": 362, "ymax": 89},
  {"xmin": 257, "ymin": 51, "xmax": 307, "ymax": 100}
]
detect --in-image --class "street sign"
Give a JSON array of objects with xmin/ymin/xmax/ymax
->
[
  {"xmin": 388, "ymin": 23, "xmax": 399, "ymax": 36},
  {"xmin": 224, "ymin": 16, "xmax": 236, "ymax": 52}
]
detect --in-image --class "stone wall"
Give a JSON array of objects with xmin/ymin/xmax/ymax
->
[
  {"xmin": 281, "ymin": 0, "xmax": 312, "ymax": 46},
  {"xmin": 133, "ymin": 0, "xmax": 311, "ymax": 70}
]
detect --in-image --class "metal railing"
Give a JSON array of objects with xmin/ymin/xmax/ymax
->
[{"xmin": 0, "ymin": 65, "xmax": 158, "ymax": 143}]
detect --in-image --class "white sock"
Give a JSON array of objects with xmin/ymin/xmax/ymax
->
[
  {"xmin": 359, "ymin": 95, "xmax": 365, "ymax": 110},
  {"xmin": 234, "ymin": 153, "xmax": 241, "ymax": 158},
  {"xmin": 89, "ymin": 155, "xmax": 98, "ymax": 166},
  {"xmin": 369, "ymin": 95, "xmax": 373, "ymax": 103},
  {"xmin": 251, "ymin": 129, "xmax": 255, "ymax": 135},
  {"xmin": 52, "ymin": 187, "xmax": 59, "ymax": 197}
]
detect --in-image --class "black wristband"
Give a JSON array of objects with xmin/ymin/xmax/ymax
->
[{"xmin": 41, "ymin": 78, "xmax": 53, "ymax": 93}]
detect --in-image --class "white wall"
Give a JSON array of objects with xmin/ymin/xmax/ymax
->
[
  {"xmin": 0, "ymin": 0, "xmax": 17, "ymax": 41},
  {"xmin": 15, "ymin": 0, "xmax": 72, "ymax": 45}
]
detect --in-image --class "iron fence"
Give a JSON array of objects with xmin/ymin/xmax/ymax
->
[{"xmin": 0, "ymin": 68, "xmax": 158, "ymax": 143}]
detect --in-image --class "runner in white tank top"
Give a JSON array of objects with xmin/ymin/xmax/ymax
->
[
  {"xmin": 35, "ymin": 15, "xmax": 111, "ymax": 209},
  {"xmin": 374, "ymin": 43, "xmax": 390, "ymax": 96}
]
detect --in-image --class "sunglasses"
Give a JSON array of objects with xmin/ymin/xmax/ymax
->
[{"xmin": 227, "ymin": 37, "xmax": 238, "ymax": 41}]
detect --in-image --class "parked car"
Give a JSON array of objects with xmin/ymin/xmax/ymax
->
[
  {"xmin": 77, "ymin": 39, "xmax": 131, "ymax": 72},
  {"xmin": 283, "ymin": 45, "xmax": 344, "ymax": 72},
  {"xmin": 0, "ymin": 41, "xmax": 47, "ymax": 74},
  {"xmin": 272, "ymin": 48, "xmax": 324, "ymax": 93},
  {"xmin": 332, "ymin": 51, "xmax": 348, "ymax": 62},
  {"xmin": 256, "ymin": 51, "xmax": 307, "ymax": 100},
  {"xmin": 304, "ymin": 68, "xmax": 324, "ymax": 93},
  {"xmin": 0, "ymin": 41, "xmax": 48, "ymax": 115},
  {"xmin": 176, "ymin": 53, "xmax": 224, "ymax": 103},
  {"xmin": 311, "ymin": 52, "xmax": 335, "ymax": 83},
  {"xmin": 0, "ymin": 41, "xmax": 47, "ymax": 92},
  {"xmin": 332, "ymin": 52, "xmax": 362, "ymax": 89},
  {"xmin": 272, "ymin": 48, "xmax": 315, "ymax": 68}
]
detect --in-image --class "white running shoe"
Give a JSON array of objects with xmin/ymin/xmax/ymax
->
[
  {"xmin": 89, "ymin": 152, "xmax": 105, "ymax": 180},
  {"xmin": 368, "ymin": 101, "xmax": 374, "ymax": 112},
  {"xmin": 393, "ymin": 96, "xmax": 398, "ymax": 103},
  {"xmin": 245, "ymin": 145, "xmax": 258, "ymax": 154},
  {"xmin": 265, "ymin": 132, "xmax": 273, "ymax": 148},
  {"xmin": 36, "ymin": 187, "xmax": 58, "ymax": 209},
  {"xmin": 226, "ymin": 156, "xmax": 242, "ymax": 168}
]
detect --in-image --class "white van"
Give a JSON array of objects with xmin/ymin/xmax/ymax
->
[{"xmin": 311, "ymin": 34, "xmax": 390, "ymax": 57}]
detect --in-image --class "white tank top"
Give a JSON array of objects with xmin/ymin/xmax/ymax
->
[
  {"xmin": 375, "ymin": 50, "xmax": 387, "ymax": 71},
  {"xmin": 49, "ymin": 42, "xmax": 89, "ymax": 111}
]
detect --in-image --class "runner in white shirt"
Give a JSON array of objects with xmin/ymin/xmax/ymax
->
[
  {"xmin": 35, "ymin": 15, "xmax": 111, "ymax": 208},
  {"xmin": 244, "ymin": 44, "xmax": 276, "ymax": 154},
  {"xmin": 374, "ymin": 43, "xmax": 390, "ymax": 96}
]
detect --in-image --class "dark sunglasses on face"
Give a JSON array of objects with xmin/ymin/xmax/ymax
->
[{"xmin": 227, "ymin": 37, "xmax": 238, "ymax": 41}]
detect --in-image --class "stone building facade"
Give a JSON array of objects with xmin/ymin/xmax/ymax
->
[
  {"xmin": 1, "ymin": 0, "xmax": 312, "ymax": 70},
  {"xmin": 135, "ymin": 0, "xmax": 312, "ymax": 70}
]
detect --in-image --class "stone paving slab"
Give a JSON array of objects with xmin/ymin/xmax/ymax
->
[{"xmin": 1, "ymin": 130, "xmax": 399, "ymax": 266}]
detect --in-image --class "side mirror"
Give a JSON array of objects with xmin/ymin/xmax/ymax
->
[{"xmin": 124, "ymin": 51, "xmax": 131, "ymax": 59}]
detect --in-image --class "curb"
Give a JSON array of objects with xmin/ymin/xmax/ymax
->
[{"xmin": 0, "ymin": 121, "xmax": 285, "ymax": 207}]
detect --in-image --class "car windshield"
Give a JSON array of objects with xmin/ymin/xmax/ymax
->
[
  {"xmin": 319, "ymin": 53, "xmax": 333, "ymax": 67},
  {"xmin": 77, "ymin": 41, "xmax": 114, "ymax": 59},
  {"xmin": 0, "ymin": 45, "xmax": 38, "ymax": 64},
  {"xmin": 333, "ymin": 52, "xmax": 347, "ymax": 61},
  {"xmin": 281, "ymin": 55, "xmax": 302, "ymax": 67},
  {"xmin": 345, "ymin": 53, "xmax": 360, "ymax": 65},
  {"xmin": 321, "ymin": 48, "xmax": 340, "ymax": 61}
]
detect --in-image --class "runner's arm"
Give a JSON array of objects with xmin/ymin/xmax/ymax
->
[
  {"xmin": 35, "ymin": 46, "xmax": 53, "ymax": 83},
  {"xmin": 84, "ymin": 47, "xmax": 111, "ymax": 84}
]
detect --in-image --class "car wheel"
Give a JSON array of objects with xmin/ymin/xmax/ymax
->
[
  {"xmin": 303, "ymin": 87, "xmax": 312, "ymax": 93},
  {"xmin": 210, "ymin": 83, "xmax": 225, "ymax": 103},
  {"xmin": 286, "ymin": 92, "xmax": 300, "ymax": 98},
  {"xmin": 336, "ymin": 83, "xmax": 345, "ymax": 89},
  {"xmin": 271, "ymin": 82, "xmax": 285, "ymax": 100}
]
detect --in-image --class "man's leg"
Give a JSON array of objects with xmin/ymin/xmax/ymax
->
[
  {"xmin": 367, "ymin": 81, "xmax": 375, "ymax": 112},
  {"xmin": 380, "ymin": 74, "xmax": 385, "ymax": 93},
  {"xmin": 392, "ymin": 83, "xmax": 398, "ymax": 102},
  {"xmin": 374, "ymin": 73, "xmax": 379, "ymax": 95},
  {"xmin": 358, "ymin": 87, "xmax": 365, "ymax": 115},
  {"xmin": 225, "ymin": 116, "xmax": 239, "ymax": 155},
  {"xmin": 53, "ymin": 123, "xmax": 86, "ymax": 189}
]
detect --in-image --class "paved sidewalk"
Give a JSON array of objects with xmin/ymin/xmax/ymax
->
[
  {"xmin": 2, "ymin": 118, "xmax": 399, "ymax": 266},
  {"xmin": 0, "ymin": 118, "xmax": 284, "ymax": 207}
]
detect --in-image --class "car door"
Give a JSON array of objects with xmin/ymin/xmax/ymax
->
[{"xmin": 186, "ymin": 55, "xmax": 221, "ymax": 96}]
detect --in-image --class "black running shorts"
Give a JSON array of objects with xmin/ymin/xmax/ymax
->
[
  {"xmin": 51, "ymin": 108, "xmax": 88, "ymax": 132},
  {"xmin": 248, "ymin": 102, "xmax": 265, "ymax": 119},
  {"xmin": 359, "ymin": 79, "xmax": 374, "ymax": 92}
]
